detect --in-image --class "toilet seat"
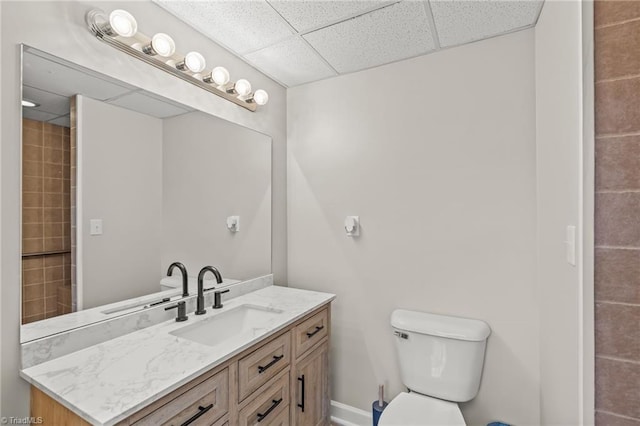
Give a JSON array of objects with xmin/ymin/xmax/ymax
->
[{"xmin": 378, "ymin": 392, "xmax": 466, "ymax": 426}]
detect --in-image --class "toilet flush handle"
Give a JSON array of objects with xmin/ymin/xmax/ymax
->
[{"xmin": 394, "ymin": 330, "xmax": 408, "ymax": 339}]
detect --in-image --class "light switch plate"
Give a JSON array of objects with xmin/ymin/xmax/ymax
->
[
  {"xmin": 90, "ymin": 219, "xmax": 103, "ymax": 236},
  {"xmin": 565, "ymin": 225, "xmax": 576, "ymax": 266}
]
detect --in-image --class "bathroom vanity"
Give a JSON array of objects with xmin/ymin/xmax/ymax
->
[{"xmin": 22, "ymin": 286, "xmax": 334, "ymax": 426}]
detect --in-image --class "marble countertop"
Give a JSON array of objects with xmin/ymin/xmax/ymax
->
[
  {"xmin": 21, "ymin": 277, "xmax": 239, "ymax": 343},
  {"xmin": 21, "ymin": 286, "xmax": 335, "ymax": 425}
]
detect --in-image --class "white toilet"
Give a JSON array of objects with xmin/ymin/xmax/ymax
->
[{"xmin": 379, "ymin": 309, "xmax": 491, "ymax": 426}]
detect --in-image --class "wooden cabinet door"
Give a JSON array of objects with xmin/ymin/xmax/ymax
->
[{"xmin": 291, "ymin": 341, "xmax": 329, "ymax": 426}]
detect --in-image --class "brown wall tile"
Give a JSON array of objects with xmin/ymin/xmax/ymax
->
[
  {"xmin": 22, "ymin": 239, "xmax": 43, "ymax": 254},
  {"xmin": 595, "ymin": 248, "xmax": 640, "ymax": 304},
  {"xmin": 596, "ymin": 136, "xmax": 640, "ymax": 190},
  {"xmin": 43, "ymin": 178, "xmax": 62, "ymax": 193},
  {"xmin": 22, "ymin": 208, "xmax": 42, "ymax": 224},
  {"xmin": 23, "ymin": 145, "xmax": 42, "ymax": 163},
  {"xmin": 22, "ymin": 160, "xmax": 42, "ymax": 178},
  {"xmin": 595, "ymin": 302, "xmax": 640, "ymax": 361},
  {"xmin": 43, "ymin": 193, "xmax": 62, "ymax": 209},
  {"xmin": 595, "ymin": 192, "xmax": 640, "ymax": 246},
  {"xmin": 595, "ymin": 77, "xmax": 640, "ymax": 135},
  {"xmin": 22, "ymin": 284, "xmax": 44, "ymax": 302},
  {"xmin": 43, "ymin": 147, "xmax": 63, "ymax": 164},
  {"xmin": 45, "ymin": 266, "xmax": 64, "ymax": 282},
  {"xmin": 22, "ymin": 128, "xmax": 42, "ymax": 147},
  {"xmin": 595, "ymin": 20, "xmax": 640, "ymax": 81},
  {"xmin": 22, "ymin": 313, "xmax": 45, "ymax": 325},
  {"xmin": 23, "ymin": 176, "xmax": 42, "ymax": 193},
  {"xmin": 22, "ymin": 268, "xmax": 44, "ymax": 285},
  {"xmin": 22, "ymin": 300, "xmax": 44, "ymax": 318},
  {"xmin": 44, "ymin": 237, "xmax": 64, "ymax": 252},
  {"xmin": 23, "ymin": 119, "xmax": 42, "ymax": 131},
  {"xmin": 22, "ymin": 223, "xmax": 42, "ymax": 239},
  {"xmin": 22, "ymin": 193, "xmax": 42, "ymax": 209},
  {"xmin": 596, "ymin": 411, "xmax": 640, "ymax": 426},
  {"xmin": 595, "ymin": 0, "xmax": 640, "ymax": 28},
  {"xmin": 43, "ymin": 163, "xmax": 63, "ymax": 179},
  {"xmin": 595, "ymin": 357, "xmax": 640, "ymax": 418},
  {"xmin": 22, "ymin": 257, "xmax": 43, "ymax": 270}
]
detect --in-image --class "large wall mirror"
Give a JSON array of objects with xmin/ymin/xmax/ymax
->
[{"xmin": 20, "ymin": 46, "xmax": 272, "ymax": 342}]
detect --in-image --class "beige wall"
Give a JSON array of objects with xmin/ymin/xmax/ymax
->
[
  {"xmin": 535, "ymin": 1, "xmax": 589, "ymax": 424},
  {"xmin": 162, "ymin": 112, "xmax": 271, "ymax": 281},
  {"xmin": 1, "ymin": 1, "xmax": 286, "ymax": 416},
  {"xmin": 287, "ymin": 30, "xmax": 538, "ymax": 425},
  {"xmin": 78, "ymin": 96, "xmax": 163, "ymax": 309}
]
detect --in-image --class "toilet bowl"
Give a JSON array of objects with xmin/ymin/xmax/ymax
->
[
  {"xmin": 381, "ymin": 309, "xmax": 491, "ymax": 426},
  {"xmin": 379, "ymin": 392, "xmax": 465, "ymax": 426}
]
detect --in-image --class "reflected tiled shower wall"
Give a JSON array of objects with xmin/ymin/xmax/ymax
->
[
  {"xmin": 22, "ymin": 118, "xmax": 72, "ymax": 324},
  {"xmin": 594, "ymin": 1, "xmax": 640, "ymax": 424}
]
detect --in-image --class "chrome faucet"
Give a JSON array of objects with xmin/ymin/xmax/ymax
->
[
  {"xmin": 195, "ymin": 266, "xmax": 223, "ymax": 315},
  {"xmin": 166, "ymin": 262, "xmax": 189, "ymax": 297}
]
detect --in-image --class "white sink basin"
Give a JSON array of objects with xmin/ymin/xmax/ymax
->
[{"xmin": 170, "ymin": 304, "xmax": 285, "ymax": 347}]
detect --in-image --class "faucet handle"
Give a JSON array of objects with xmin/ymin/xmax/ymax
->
[
  {"xmin": 213, "ymin": 289, "xmax": 230, "ymax": 309},
  {"xmin": 165, "ymin": 300, "xmax": 188, "ymax": 322}
]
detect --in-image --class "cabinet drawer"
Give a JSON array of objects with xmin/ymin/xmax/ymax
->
[
  {"xmin": 238, "ymin": 332, "xmax": 291, "ymax": 401},
  {"xmin": 135, "ymin": 368, "xmax": 228, "ymax": 426},
  {"xmin": 293, "ymin": 309, "xmax": 328, "ymax": 358},
  {"xmin": 238, "ymin": 370, "xmax": 289, "ymax": 426}
]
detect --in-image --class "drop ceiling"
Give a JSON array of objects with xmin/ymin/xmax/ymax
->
[
  {"xmin": 22, "ymin": 48, "xmax": 194, "ymax": 127},
  {"xmin": 154, "ymin": 0, "xmax": 544, "ymax": 88}
]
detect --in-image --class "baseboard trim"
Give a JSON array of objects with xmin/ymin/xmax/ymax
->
[{"xmin": 331, "ymin": 400, "xmax": 372, "ymax": 426}]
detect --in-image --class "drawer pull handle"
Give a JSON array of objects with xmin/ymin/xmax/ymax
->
[
  {"xmin": 257, "ymin": 354, "xmax": 284, "ymax": 373},
  {"xmin": 298, "ymin": 375, "xmax": 305, "ymax": 412},
  {"xmin": 181, "ymin": 403, "xmax": 213, "ymax": 426},
  {"xmin": 306, "ymin": 325, "xmax": 324, "ymax": 338},
  {"xmin": 257, "ymin": 398, "xmax": 283, "ymax": 422}
]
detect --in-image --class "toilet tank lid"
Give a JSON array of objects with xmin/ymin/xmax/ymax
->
[{"xmin": 391, "ymin": 309, "xmax": 491, "ymax": 342}]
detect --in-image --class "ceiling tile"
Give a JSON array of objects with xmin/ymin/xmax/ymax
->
[
  {"xmin": 22, "ymin": 86, "xmax": 70, "ymax": 116},
  {"xmin": 154, "ymin": 0, "xmax": 294, "ymax": 54},
  {"xmin": 22, "ymin": 109, "xmax": 59, "ymax": 123},
  {"xmin": 431, "ymin": 0, "xmax": 543, "ymax": 48},
  {"xmin": 108, "ymin": 92, "xmax": 191, "ymax": 118},
  {"xmin": 304, "ymin": 1, "xmax": 435, "ymax": 74},
  {"xmin": 244, "ymin": 37, "xmax": 336, "ymax": 87},
  {"xmin": 268, "ymin": 0, "xmax": 393, "ymax": 32}
]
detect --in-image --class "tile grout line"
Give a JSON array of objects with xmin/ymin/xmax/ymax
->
[
  {"xmin": 595, "ymin": 245, "xmax": 640, "ymax": 250},
  {"xmin": 596, "ymin": 410, "xmax": 640, "ymax": 422},
  {"xmin": 596, "ymin": 73, "xmax": 640, "ymax": 84},
  {"xmin": 596, "ymin": 355, "xmax": 640, "ymax": 366},
  {"xmin": 595, "ymin": 16, "xmax": 640, "ymax": 30},
  {"xmin": 595, "ymin": 300, "xmax": 640, "ymax": 308},
  {"xmin": 596, "ymin": 132, "xmax": 640, "ymax": 140},
  {"xmin": 596, "ymin": 189, "xmax": 640, "ymax": 194}
]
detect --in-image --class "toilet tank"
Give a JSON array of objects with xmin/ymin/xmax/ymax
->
[{"xmin": 391, "ymin": 309, "xmax": 491, "ymax": 402}]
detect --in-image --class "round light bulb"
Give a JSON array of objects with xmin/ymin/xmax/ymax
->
[
  {"xmin": 211, "ymin": 67, "xmax": 230, "ymax": 86},
  {"xmin": 109, "ymin": 10, "xmax": 137, "ymax": 37},
  {"xmin": 183, "ymin": 51, "xmax": 206, "ymax": 73},
  {"xmin": 253, "ymin": 89, "xmax": 269, "ymax": 106},
  {"xmin": 150, "ymin": 33, "xmax": 175, "ymax": 57},
  {"xmin": 235, "ymin": 79, "xmax": 252, "ymax": 97}
]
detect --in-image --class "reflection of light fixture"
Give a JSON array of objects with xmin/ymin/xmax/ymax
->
[
  {"xmin": 86, "ymin": 9, "xmax": 267, "ymax": 112},
  {"xmin": 250, "ymin": 89, "xmax": 269, "ymax": 106},
  {"xmin": 228, "ymin": 79, "xmax": 251, "ymax": 97},
  {"xmin": 143, "ymin": 33, "xmax": 176, "ymax": 57},
  {"xmin": 204, "ymin": 66, "xmax": 230, "ymax": 87},
  {"xmin": 22, "ymin": 100, "xmax": 39, "ymax": 108},
  {"xmin": 176, "ymin": 51, "xmax": 206, "ymax": 73},
  {"xmin": 107, "ymin": 10, "xmax": 138, "ymax": 37}
]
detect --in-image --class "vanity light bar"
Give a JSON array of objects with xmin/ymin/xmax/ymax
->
[{"xmin": 85, "ymin": 9, "xmax": 268, "ymax": 112}]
